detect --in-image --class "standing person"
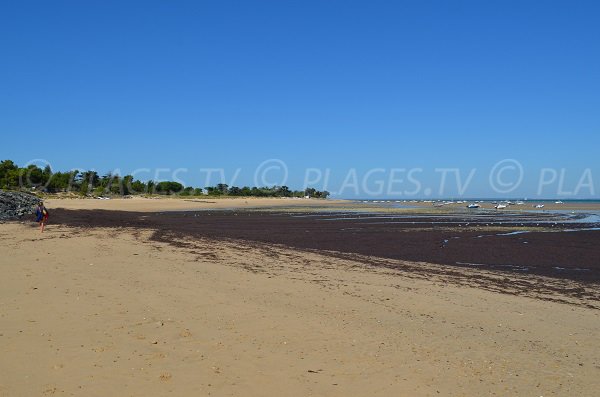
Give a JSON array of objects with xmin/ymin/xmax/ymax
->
[{"xmin": 35, "ymin": 201, "xmax": 49, "ymax": 233}]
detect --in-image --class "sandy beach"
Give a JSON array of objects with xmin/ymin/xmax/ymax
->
[
  {"xmin": 43, "ymin": 196, "xmax": 600, "ymax": 213},
  {"xmin": 4, "ymin": 0, "xmax": 599, "ymax": 394},
  {"xmin": 1, "ymin": 198, "xmax": 599, "ymax": 396},
  {"xmin": 43, "ymin": 197, "xmax": 351, "ymax": 212}
]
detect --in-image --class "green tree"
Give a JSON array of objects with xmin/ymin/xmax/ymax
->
[
  {"xmin": 24, "ymin": 165, "xmax": 44, "ymax": 187},
  {"xmin": 47, "ymin": 170, "xmax": 79, "ymax": 192},
  {"xmin": 275, "ymin": 186, "xmax": 291, "ymax": 197},
  {"xmin": 305, "ymin": 188, "xmax": 316, "ymax": 198},
  {"xmin": 131, "ymin": 179, "xmax": 147, "ymax": 194},
  {"xmin": 121, "ymin": 175, "xmax": 134, "ymax": 195},
  {"xmin": 109, "ymin": 176, "xmax": 124, "ymax": 195},
  {"xmin": 156, "ymin": 181, "xmax": 183, "ymax": 195},
  {"xmin": 216, "ymin": 183, "xmax": 229, "ymax": 195},
  {"xmin": 42, "ymin": 165, "xmax": 52, "ymax": 186},
  {"xmin": 206, "ymin": 186, "xmax": 221, "ymax": 196},
  {"xmin": 4, "ymin": 168, "xmax": 21, "ymax": 189},
  {"xmin": 179, "ymin": 186, "xmax": 194, "ymax": 196},
  {"xmin": 0, "ymin": 160, "xmax": 18, "ymax": 182},
  {"xmin": 228, "ymin": 186, "xmax": 241, "ymax": 196},
  {"xmin": 80, "ymin": 171, "xmax": 99, "ymax": 195},
  {"xmin": 147, "ymin": 180, "xmax": 156, "ymax": 195},
  {"xmin": 98, "ymin": 173, "xmax": 123, "ymax": 195}
]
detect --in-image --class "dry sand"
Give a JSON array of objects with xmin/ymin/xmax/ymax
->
[
  {"xmin": 43, "ymin": 197, "xmax": 350, "ymax": 212},
  {"xmin": 43, "ymin": 196, "xmax": 600, "ymax": 215},
  {"xmin": 1, "ymin": 215, "xmax": 599, "ymax": 396}
]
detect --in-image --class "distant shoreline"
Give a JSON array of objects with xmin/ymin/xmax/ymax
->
[{"xmin": 37, "ymin": 195, "xmax": 600, "ymax": 212}]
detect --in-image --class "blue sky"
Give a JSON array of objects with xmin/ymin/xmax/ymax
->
[{"xmin": 1, "ymin": 1, "xmax": 599, "ymax": 198}]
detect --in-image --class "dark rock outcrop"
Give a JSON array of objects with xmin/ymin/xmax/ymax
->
[{"xmin": 0, "ymin": 191, "xmax": 40, "ymax": 221}]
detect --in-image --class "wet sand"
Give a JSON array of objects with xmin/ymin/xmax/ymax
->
[{"xmin": 49, "ymin": 209, "xmax": 600, "ymax": 285}]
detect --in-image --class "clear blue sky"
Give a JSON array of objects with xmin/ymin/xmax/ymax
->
[{"xmin": 1, "ymin": 1, "xmax": 599, "ymax": 198}]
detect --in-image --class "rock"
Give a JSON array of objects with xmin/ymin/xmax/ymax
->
[{"xmin": 0, "ymin": 191, "xmax": 40, "ymax": 221}]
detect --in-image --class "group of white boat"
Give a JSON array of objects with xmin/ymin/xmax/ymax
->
[
  {"xmin": 464, "ymin": 202, "xmax": 518, "ymax": 209},
  {"xmin": 465, "ymin": 200, "xmax": 565, "ymax": 210},
  {"xmin": 359, "ymin": 199, "xmax": 565, "ymax": 210}
]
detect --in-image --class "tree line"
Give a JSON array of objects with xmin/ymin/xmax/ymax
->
[{"xmin": 0, "ymin": 160, "xmax": 330, "ymax": 198}]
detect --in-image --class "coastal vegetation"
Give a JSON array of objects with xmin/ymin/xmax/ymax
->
[{"xmin": 0, "ymin": 160, "xmax": 330, "ymax": 198}]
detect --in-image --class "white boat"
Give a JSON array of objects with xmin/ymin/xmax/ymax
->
[
  {"xmin": 495, "ymin": 204, "xmax": 507, "ymax": 209},
  {"xmin": 534, "ymin": 204, "xmax": 545, "ymax": 208},
  {"xmin": 466, "ymin": 203, "xmax": 480, "ymax": 209}
]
